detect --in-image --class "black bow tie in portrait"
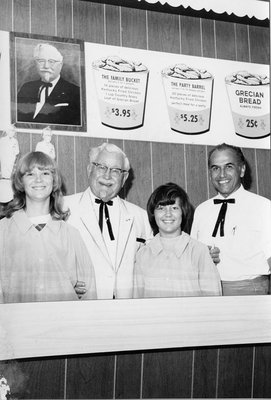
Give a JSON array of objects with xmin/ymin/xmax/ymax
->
[
  {"xmin": 212, "ymin": 198, "xmax": 235, "ymax": 237},
  {"xmin": 38, "ymin": 82, "xmax": 53, "ymax": 102},
  {"xmin": 95, "ymin": 198, "xmax": 115, "ymax": 241}
]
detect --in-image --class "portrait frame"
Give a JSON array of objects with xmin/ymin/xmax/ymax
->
[{"xmin": 10, "ymin": 32, "xmax": 86, "ymax": 132}]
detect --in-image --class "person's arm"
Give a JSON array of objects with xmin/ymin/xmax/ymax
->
[
  {"xmin": 192, "ymin": 206, "xmax": 220, "ymax": 265},
  {"xmin": 138, "ymin": 208, "xmax": 153, "ymax": 243},
  {"xmin": 198, "ymin": 245, "xmax": 222, "ymax": 296},
  {"xmin": 70, "ymin": 227, "xmax": 97, "ymax": 300},
  {"xmin": 208, "ymin": 245, "xmax": 220, "ymax": 265},
  {"xmin": 74, "ymin": 280, "xmax": 87, "ymax": 298},
  {"xmin": 133, "ymin": 251, "xmax": 145, "ymax": 298}
]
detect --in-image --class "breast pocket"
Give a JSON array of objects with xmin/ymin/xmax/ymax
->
[{"xmin": 230, "ymin": 223, "xmax": 262, "ymax": 259}]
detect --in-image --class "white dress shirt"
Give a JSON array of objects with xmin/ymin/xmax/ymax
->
[
  {"xmin": 33, "ymin": 76, "xmax": 60, "ymax": 119},
  {"xmin": 191, "ymin": 185, "xmax": 271, "ymax": 280},
  {"xmin": 89, "ymin": 190, "xmax": 120, "ymax": 269}
]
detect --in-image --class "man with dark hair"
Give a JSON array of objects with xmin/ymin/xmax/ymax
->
[
  {"xmin": 191, "ymin": 143, "xmax": 271, "ymax": 295},
  {"xmin": 17, "ymin": 43, "xmax": 81, "ymax": 126},
  {"xmin": 207, "ymin": 143, "xmax": 246, "ymax": 170}
]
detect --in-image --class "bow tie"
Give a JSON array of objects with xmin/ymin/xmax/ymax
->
[
  {"xmin": 38, "ymin": 82, "xmax": 53, "ymax": 102},
  {"xmin": 212, "ymin": 198, "xmax": 235, "ymax": 237},
  {"xmin": 95, "ymin": 198, "xmax": 115, "ymax": 241}
]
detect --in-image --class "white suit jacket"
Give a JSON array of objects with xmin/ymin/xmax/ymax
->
[{"xmin": 65, "ymin": 188, "xmax": 151, "ymax": 299}]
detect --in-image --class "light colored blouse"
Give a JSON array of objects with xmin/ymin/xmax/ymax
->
[
  {"xmin": 0, "ymin": 209, "xmax": 97, "ymax": 303},
  {"xmin": 133, "ymin": 232, "xmax": 222, "ymax": 298}
]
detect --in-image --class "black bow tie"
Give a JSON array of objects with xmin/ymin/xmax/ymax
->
[
  {"xmin": 38, "ymin": 82, "xmax": 53, "ymax": 101},
  {"xmin": 212, "ymin": 198, "xmax": 235, "ymax": 237},
  {"xmin": 95, "ymin": 198, "xmax": 115, "ymax": 241}
]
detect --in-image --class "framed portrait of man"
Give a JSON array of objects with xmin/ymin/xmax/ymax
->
[{"xmin": 10, "ymin": 32, "xmax": 86, "ymax": 132}]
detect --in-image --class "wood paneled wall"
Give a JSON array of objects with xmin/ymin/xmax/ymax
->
[{"xmin": 0, "ymin": 0, "xmax": 270, "ymax": 398}]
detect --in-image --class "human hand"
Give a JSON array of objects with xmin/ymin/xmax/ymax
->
[
  {"xmin": 74, "ymin": 280, "xmax": 87, "ymax": 298},
  {"xmin": 208, "ymin": 246, "xmax": 220, "ymax": 264}
]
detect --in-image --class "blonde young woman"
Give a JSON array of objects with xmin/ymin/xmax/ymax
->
[{"xmin": 0, "ymin": 151, "xmax": 96, "ymax": 303}]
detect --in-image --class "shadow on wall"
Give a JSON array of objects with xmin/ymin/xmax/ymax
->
[
  {"xmin": 243, "ymin": 159, "xmax": 252, "ymax": 190},
  {"xmin": 119, "ymin": 167, "xmax": 135, "ymax": 200}
]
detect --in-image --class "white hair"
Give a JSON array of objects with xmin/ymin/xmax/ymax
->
[
  {"xmin": 89, "ymin": 142, "xmax": 130, "ymax": 171},
  {"xmin": 33, "ymin": 43, "xmax": 63, "ymax": 62}
]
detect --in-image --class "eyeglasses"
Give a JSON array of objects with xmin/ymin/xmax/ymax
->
[
  {"xmin": 92, "ymin": 162, "xmax": 127, "ymax": 178},
  {"xmin": 35, "ymin": 59, "xmax": 62, "ymax": 67}
]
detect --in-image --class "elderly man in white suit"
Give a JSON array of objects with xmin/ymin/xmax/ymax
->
[{"xmin": 65, "ymin": 143, "xmax": 151, "ymax": 299}]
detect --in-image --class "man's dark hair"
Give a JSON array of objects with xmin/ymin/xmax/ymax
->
[{"xmin": 208, "ymin": 143, "xmax": 245, "ymax": 168}]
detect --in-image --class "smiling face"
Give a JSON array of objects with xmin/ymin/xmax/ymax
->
[
  {"xmin": 209, "ymin": 149, "xmax": 245, "ymax": 198},
  {"xmin": 87, "ymin": 149, "xmax": 128, "ymax": 202},
  {"xmin": 22, "ymin": 166, "xmax": 53, "ymax": 206},
  {"xmin": 154, "ymin": 198, "xmax": 182, "ymax": 238}
]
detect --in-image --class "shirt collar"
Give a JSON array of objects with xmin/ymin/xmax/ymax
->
[
  {"xmin": 88, "ymin": 187, "xmax": 118, "ymax": 206},
  {"xmin": 216, "ymin": 184, "xmax": 244, "ymax": 202},
  {"xmin": 149, "ymin": 232, "xmax": 190, "ymax": 258},
  {"xmin": 47, "ymin": 75, "xmax": 60, "ymax": 90},
  {"xmin": 13, "ymin": 209, "xmax": 61, "ymax": 234}
]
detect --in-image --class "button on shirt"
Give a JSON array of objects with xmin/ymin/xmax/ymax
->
[
  {"xmin": 133, "ymin": 232, "xmax": 222, "ymax": 298},
  {"xmin": 191, "ymin": 185, "xmax": 271, "ymax": 281}
]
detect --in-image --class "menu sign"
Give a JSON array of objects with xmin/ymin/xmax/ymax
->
[
  {"xmin": 162, "ymin": 64, "xmax": 214, "ymax": 134},
  {"xmin": 92, "ymin": 56, "xmax": 149, "ymax": 129},
  {"xmin": 0, "ymin": 31, "xmax": 269, "ymax": 150},
  {"xmin": 225, "ymin": 71, "xmax": 269, "ymax": 139},
  {"xmin": 85, "ymin": 42, "xmax": 270, "ymax": 150}
]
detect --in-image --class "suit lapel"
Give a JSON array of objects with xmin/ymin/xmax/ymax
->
[
  {"xmin": 116, "ymin": 200, "xmax": 134, "ymax": 271},
  {"xmin": 79, "ymin": 190, "xmax": 112, "ymax": 265},
  {"xmin": 47, "ymin": 78, "xmax": 63, "ymax": 100}
]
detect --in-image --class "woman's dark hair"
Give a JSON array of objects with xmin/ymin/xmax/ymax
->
[
  {"xmin": 5, "ymin": 151, "xmax": 70, "ymax": 220},
  {"xmin": 147, "ymin": 182, "xmax": 193, "ymax": 235}
]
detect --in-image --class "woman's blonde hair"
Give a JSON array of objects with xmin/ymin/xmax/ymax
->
[{"xmin": 5, "ymin": 151, "xmax": 69, "ymax": 220}]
